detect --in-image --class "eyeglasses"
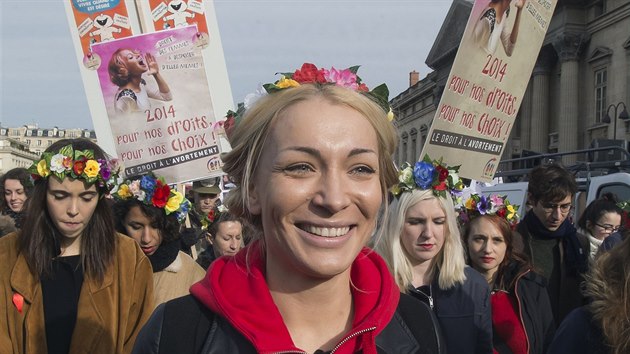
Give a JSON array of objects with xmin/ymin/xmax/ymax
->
[
  {"xmin": 540, "ymin": 202, "xmax": 573, "ymax": 214},
  {"xmin": 594, "ymin": 222, "xmax": 620, "ymax": 233}
]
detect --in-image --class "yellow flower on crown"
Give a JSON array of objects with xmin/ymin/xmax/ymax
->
[
  {"xmin": 37, "ymin": 159, "xmax": 50, "ymax": 178},
  {"xmin": 506, "ymin": 204, "xmax": 516, "ymax": 220},
  {"xmin": 165, "ymin": 191, "xmax": 184, "ymax": 214},
  {"xmin": 275, "ymin": 75, "xmax": 300, "ymax": 89},
  {"xmin": 117, "ymin": 184, "xmax": 132, "ymax": 199},
  {"xmin": 84, "ymin": 160, "xmax": 101, "ymax": 178}
]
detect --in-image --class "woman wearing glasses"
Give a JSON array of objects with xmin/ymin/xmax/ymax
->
[{"xmin": 576, "ymin": 193, "xmax": 622, "ymax": 260}]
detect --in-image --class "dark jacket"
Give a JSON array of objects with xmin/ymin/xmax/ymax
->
[
  {"xmin": 134, "ymin": 242, "xmax": 444, "ymax": 354},
  {"xmin": 410, "ymin": 267, "xmax": 493, "ymax": 354},
  {"xmin": 547, "ymin": 307, "xmax": 608, "ymax": 354},
  {"xmin": 133, "ymin": 293, "xmax": 444, "ymax": 354},
  {"xmin": 493, "ymin": 266, "xmax": 556, "ymax": 354},
  {"xmin": 516, "ymin": 219, "xmax": 588, "ymax": 323}
]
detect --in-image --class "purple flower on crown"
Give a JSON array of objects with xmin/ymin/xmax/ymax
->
[
  {"xmin": 476, "ymin": 195, "xmax": 490, "ymax": 215},
  {"xmin": 413, "ymin": 161, "xmax": 435, "ymax": 190}
]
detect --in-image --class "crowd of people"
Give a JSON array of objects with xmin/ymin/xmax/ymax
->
[{"xmin": 1, "ymin": 62, "xmax": 628, "ymax": 353}]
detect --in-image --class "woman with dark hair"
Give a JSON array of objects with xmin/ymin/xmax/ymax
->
[
  {"xmin": 577, "ymin": 193, "xmax": 622, "ymax": 260},
  {"xmin": 0, "ymin": 138, "xmax": 154, "ymax": 354},
  {"xmin": 195, "ymin": 207, "xmax": 247, "ymax": 269},
  {"xmin": 0, "ymin": 167, "xmax": 32, "ymax": 232},
  {"xmin": 113, "ymin": 173, "xmax": 206, "ymax": 306},
  {"xmin": 460, "ymin": 193, "xmax": 555, "ymax": 354},
  {"xmin": 549, "ymin": 231, "xmax": 630, "ymax": 354}
]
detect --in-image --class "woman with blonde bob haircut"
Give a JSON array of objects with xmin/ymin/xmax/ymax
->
[
  {"xmin": 134, "ymin": 63, "xmax": 443, "ymax": 353},
  {"xmin": 376, "ymin": 159, "xmax": 492, "ymax": 354}
]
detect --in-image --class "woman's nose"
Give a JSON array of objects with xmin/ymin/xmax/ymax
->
[{"xmin": 312, "ymin": 171, "xmax": 351, "ymax": 214}]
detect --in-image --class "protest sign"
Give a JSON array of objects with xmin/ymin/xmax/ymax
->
[
  {"xmin": 420, "ymin": 0, "xmax": 557, "ymax": 182},
  {"xmin": 91, "ymin": 26, "xmax": 223, "ymax": 183}
]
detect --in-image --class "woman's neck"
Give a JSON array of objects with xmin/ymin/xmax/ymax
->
[
  {"xmin": 267, "ymin": 263, "xmax": 354, "ymax": 353},
  {"xmin": 59, "ymin": 235, "xmax": 82, "ymax": 256},
  {"xmin": 124, "ymin": 76, "xmax": 143, "ymax": 92},
  {"xmin": 478, "ymin": 267, "xmax": 498, "ymax": 288},
  {"xmin": 411, "ymin": 259, "xmax": 434, "ymax": 288}
]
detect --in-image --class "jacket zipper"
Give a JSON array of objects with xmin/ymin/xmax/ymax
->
[
  {"xmin": 331, "ymin": 326, "xmax": 377, "ymax": 353},
  {"xmin": 513, "ymin": 270, "xmax": 531, "ymax": 354},
  {"xmin": 270, "ymin": 326, "xmax": 377, "ymax": 354}
]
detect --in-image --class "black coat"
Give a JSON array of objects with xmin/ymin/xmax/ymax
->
[
  {"xmin": 547, "ymin": 307, "xmax": 608, "ymax": 354},
  {"xmin": 132, "ymin": 293, "xmax": 445, "ymax": 354},
  {"xmin": 493, "ymin": 266, "xmax": 556, "ymax": 354},
  {"xmin": 410, "ymin": 267, "xmax": 493, "ymax": 354}
]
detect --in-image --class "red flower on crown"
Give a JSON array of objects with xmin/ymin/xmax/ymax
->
[
  {"xmin": 73, "ymin": 157, "xmax": 87, "ymax": 176},
  {"xmin": 151, "ymin": 180, "xmax": 171, "ymax": 208},
  {"xmin": 436, "ymin": 165, "xmax": 449, "ymax": 182},
  {"xmin": 293, "ymin": 63, "xmax": 326, "ymax": 84}
]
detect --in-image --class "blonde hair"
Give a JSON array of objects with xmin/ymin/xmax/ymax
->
[
  {"xmin": 376, "ymin": 189, "xmax": 467, "ymax": 291},
  {"xmin": 221, "ymin": 83, "xmax": 398, "ymax": 240},
  {"xmin": 585, "ymin": 234, "xmax": 630, "ymax": 353}
]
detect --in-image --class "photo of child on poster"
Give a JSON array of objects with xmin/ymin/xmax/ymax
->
[
  {"xmin": 473, "ymin": 0, "xmax": 526, "ymax": 57},
  {"xmin": 91, "ymin": 26, "xmax": 222, "ymax": 184},
  {"xmin": 420, "ymin": 0, "xmax": 556, "ymax": 181},
  {"xmin": 108, "ymin": 49, "xmax": 172, "ymax": 114}
]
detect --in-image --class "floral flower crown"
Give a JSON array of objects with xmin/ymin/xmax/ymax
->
[
  {"xmin": 456, "ymin": 193, "xmax": 520, "ymax": 228},
  {"xmin": 391, "ymin": 155, "xmax": 465, "ymax": 199},
  {"xmin": 28, "ymin": 144, "xmax": 122, "ymax": 192},
  {"xmin": 201, "ymin": 204, "xmax": 228, "ymax": 230},
  {"xmin": 112, "ymin": 173, "xmax": 191, "ymax": 224},
  {"xmin": 222, "ymin": 63, "xmax": 394, "ymax": 139}
]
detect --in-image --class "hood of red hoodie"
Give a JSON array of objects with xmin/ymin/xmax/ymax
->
[{"xmin": 190, "ymin": 240, "xmax": 400, "ymax": 353}]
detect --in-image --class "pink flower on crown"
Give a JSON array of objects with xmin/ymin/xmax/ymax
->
[{"xmin": 324, "ymin": 67, "xmax": 359, "ymax": 90}]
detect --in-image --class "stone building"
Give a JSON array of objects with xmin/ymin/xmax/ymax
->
[
  {"xmin": 0, "ymin": 125, "xmax": 97, "ymax": 173},
  {"xmin": 393, "ymin": 0, "xmax": 630, "ymax": 168}
]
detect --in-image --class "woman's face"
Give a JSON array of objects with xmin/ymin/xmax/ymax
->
[
  {"xmin": 123, "ymin": 205, "xmax": 163, "ymax": 256},
  {"xmin": 46, "ymin": 177, "xmax": 98, "ymax": 241},
  {"xmin": 119, "ymin": 49, "xmax": 147, "ymax": 75},
  {"xmin": 249, "ymin": 97, "xmax": 382, "ymax": 279},
  {"xmin": 466, "ymin": 217, "xmax": 507, "ymax": 279},
  {"xmin": 400, "ymin": 198, "xmax": 446, "ymax": 266},
  {"xmin": 211, "ymin": 220, "xmax": 244, "ymax": 257},
  {"xmin": 4, "ymin": 179, "xmax": 26, "ymax": 212},
  {"xmin": 588, "ymin": 211, "xmax": 622, "ymax": 240}
]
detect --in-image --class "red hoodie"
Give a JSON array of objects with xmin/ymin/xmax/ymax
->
[{"xmin": 190, "ymin": 240, "xmax": 399, "ymax": 354}]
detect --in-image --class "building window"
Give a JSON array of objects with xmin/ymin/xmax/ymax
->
[
  {"xmin": 595, "ymin": 68, "xmax": 607, "ymax": 123},
  {"xmin": 37, "ymin": 140, "xmax": 42, "ymax": 146}
]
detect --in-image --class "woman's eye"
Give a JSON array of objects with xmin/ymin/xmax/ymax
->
[
  {"xmin": 53, "ymin": 194, "xmax": 66, "ymax": 200},
  {"xmin": 284, "ymin": 164, "xmax": 314, "ymax": 175},
  {"xmin": 350, "ymin": 165, "xmax": 376, "ymax": 175},
  {"xmin": 433, "ymin": 218, "xmax": 446, "ymax": 225}
]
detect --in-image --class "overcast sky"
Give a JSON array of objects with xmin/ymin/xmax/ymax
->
[{"xmin": 0, "ymin": 0, "xmax": 451, "ymax": 129}]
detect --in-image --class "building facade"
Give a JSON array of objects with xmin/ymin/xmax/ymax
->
[
  {"xmin": 392, "ymin": 0, "xmax": 630, "ymax": 168},
  {"xmin": 0, "ymin": 125, "xmax": 97, "ymax": 174}
]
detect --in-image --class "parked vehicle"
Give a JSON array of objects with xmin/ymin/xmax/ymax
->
[{"xmin": 478, "ymin": 146, "xmax": 630, "ymax": 220}]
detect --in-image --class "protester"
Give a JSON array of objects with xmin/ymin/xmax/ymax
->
[
  {"xmin": 0, "ymin": 139, "xmax": 154, "ymax": 354},
  {"xmin": 113, "ymin": 173, "xmax": 206, "ymax": 307},
  {"xmin": 516, "ymin": 163, "xmax": 588, "ymax": 324},
  {"xmin": 460, "ymin": 193, "xmax": 555, "ymax": 354},
  {"xmin": 576, "ymin": 193, "xmax": 622, "ymax": 259},
  {"xmin": 0, "ymin": 167, "xmax": 32, "ymax": 232},
  {"xmin": 182, "ymin": 178, "xmax": 222, "ymax": 256},
  {"xmin": 195, "ymin": 207, "xmax": 246, "ymax": 269},
  {"xmin": 133, "ymin": 63, "xmax": 443, "ymax": 353},
  {"xmin": 548, "ymin": 230, "xmax": 630, "ymax": 354},
  {"xmin": 376, "ymin": 159, "xmax": 493, "ymax": 354}
]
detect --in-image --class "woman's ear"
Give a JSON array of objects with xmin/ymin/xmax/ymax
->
[{"xmin": 585, "ymin": 220, "xmax": 593, "ymax": 232}]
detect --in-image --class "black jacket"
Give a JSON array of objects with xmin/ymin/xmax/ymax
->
[
  {"xmin": 410, "ymin": 267, "xmax": 493, "ymax": 354},
  {"xmin": 493, "ymin": 266, "xmax": 556, "ymax": 354},
  {"xmin": 132, "ymin": 293, "xmax": 445, "ymax": 354},
  {"xmin": 547, "ymin": 307, "xmax": 608, "ymax": 354}
]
